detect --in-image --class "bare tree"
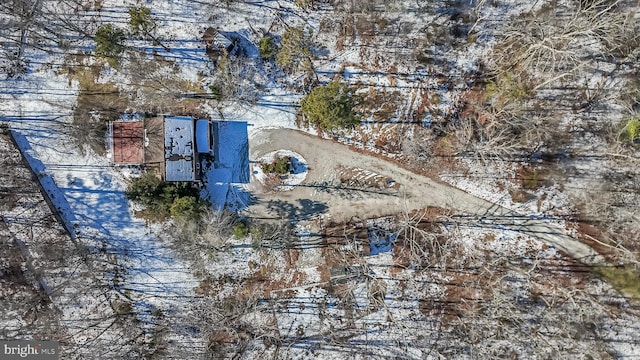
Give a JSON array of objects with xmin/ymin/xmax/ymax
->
[
  {"xmin": 393, "ymin": 207, "xmax": 464, "ymax": 268},
  {"xmin": 487, "ymin": 0, "xmax": 634, "ymax": 79}
]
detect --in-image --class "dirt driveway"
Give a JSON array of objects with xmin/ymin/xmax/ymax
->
[{"xmin": 245, "ymin": 129, "xmax": 605, "ymax": 265}]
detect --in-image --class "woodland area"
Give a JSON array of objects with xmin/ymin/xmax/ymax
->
[{"xmin": 1, "ymin": 0, "xmax": 640, "ymax": 359}]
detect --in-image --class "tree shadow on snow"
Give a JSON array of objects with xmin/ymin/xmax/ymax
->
[{"xmin": 266, "ymin": 198, "xmax": 328, "ymax": 221}]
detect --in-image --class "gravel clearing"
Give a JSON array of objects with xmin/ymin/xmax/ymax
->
[{"xmin": 246, "ymin": 128, "xmax": 606, "ymax": 265}]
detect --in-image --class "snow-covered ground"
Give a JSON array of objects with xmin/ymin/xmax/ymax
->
[
  {"xmin": 0, "ymin": 0, "xmax": 309, "ymax": 354},
  {"xmin": 2, "ymin": 76, "xmax": 206, "ymax": 355},
  {"xmin": 252, "ymin": 149, "xmax": 308, "ymax": 191}
]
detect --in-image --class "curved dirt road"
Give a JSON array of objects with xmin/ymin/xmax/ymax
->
[{"xmin": 246, "ymin": 129, "xmax": 605, "ymax": 266}]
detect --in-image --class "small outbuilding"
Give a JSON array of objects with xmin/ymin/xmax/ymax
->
[
  {"xmin": 202, "ymin": 27, "xmax": 235, "ymax": 58},
  {"xmin": 109, "ymin": 120, "xmax": 145, "ymax": 165}
]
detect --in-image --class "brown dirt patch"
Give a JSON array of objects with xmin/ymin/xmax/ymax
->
[
  {"xmin": 459, "ymin": 88, "xmax": 492, "ymax": 125},
  {"xmin": 318, "ymin": 264, "xmax": 331, "ymax": 283},
  {"xmin": 515, "ymin": 166, "xmax": 548, "ymax": 190},
  {"xmin": 508, "ymin": 187, "xmax": 536, "ymax": 203},
  {"xmin": 355, "ymin": 87, "xmax": 403, "ymax": 122},
  {"xmin": 405, "ymin": 89, "xmax": 427, "ymax": 123},
  {"xmin": 285, "ymin": 249, "xmax": 300, "ymax": 269},
  {"xmin": 418, "ymin": 269, "xmax": 489, "ymax": 320},
  {"xmin": 208, "ymin": 330, "xmax": 238, "ymax": 345},
  {"xmin": 391, "ymin": 241, "xmax": 412, "ymax": 268},
  {"xmin": 573, "ymin": 221, "xmax": 620, "ymax": 263},
  {"xmin": 323, "ymin": 222, "xmax": 368, "ymax": 249},
  {"xmin": 253, "ymin": 269, "xmax": 306, "ymax": 298},
  {"xmin": 539, "ymin": 257, "xmax": 591, "ymax": 289}
]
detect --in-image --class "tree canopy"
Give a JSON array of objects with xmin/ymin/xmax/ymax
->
[
  {"xmin": 300, "ymin": 81, "xmax": 359, "ymax": 131},
  {"xmin": 128, "ymin": 6, "xmax": 155, "ymax": 37},
  {"xmin": 258, "ymin": 36, "xmax": 277, "ymax": 59},
  {"xmin": 94, "ymin": 24, "xmax": 126, "ymax": 61},
  {"xmin": 125, "ymin": 172, "xmax": 207, "ymax": 221},
  {"xmin": 620, "ymin": 117, "xmax": 640, "ymax": 143},
  {"xmin": 276, "ymin": 27, "xmax": 312, "ymax": 73}
]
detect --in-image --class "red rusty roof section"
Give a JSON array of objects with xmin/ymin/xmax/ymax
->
[{"xmin": 112, "ymin": 121, "xmax": 144, "ymax": 164}]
